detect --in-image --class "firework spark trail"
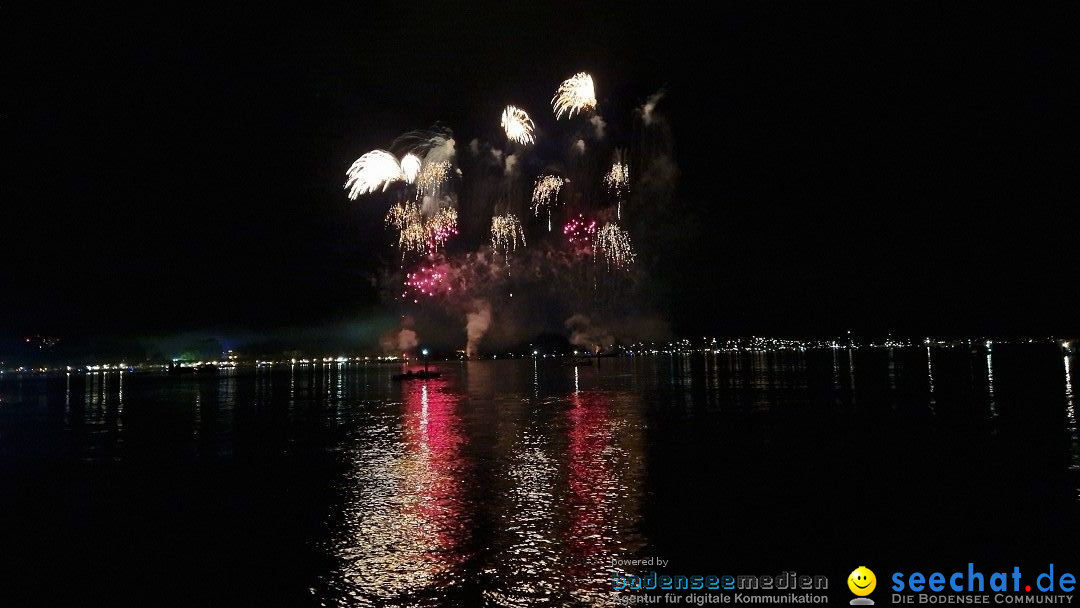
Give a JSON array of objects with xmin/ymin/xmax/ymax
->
[
  {"xmin": 416, "ymin": 160, "xmax": 452, "ymax": 198},
  {"xmin": 603, "ymin": 162, "xmax": 629, "ymax": 192},
  {"xmin": 491, "ymin": 214, "xmax": 526, "ymax": 262},
  {"xmin": 345, "ymin": 150, "xmax": 404, "ymax": 199},
  {"xmin": 400, "ymin": 153, "xmax": 422, "ymax": 184},
  {"xmin": 387, "ymin": 200, "xmax": 459, "ymax": 256},
  {"xmin": 385, "ymin": 200, "xmax": 427, "ymax": 256},
  {"xmin": 552, "ymin": 72, "xmax": 597, "ymax": 119},
  {"xmin": 500, "ymin": 105, "xmax": 536, "ymax": 145},
  {"xmin": 399, "ymin": 218, "xmax": 427, "ymax": 256},
  {"xmin": 603, "ymin": 161, "xmax": 630, "ymax": 219},
  {"xmin": 531, "ymin": 175, "xmax": 566, "ymax": 231},
  {"xmin": 426, "ymin": 206, "xmax": 459, "ymax": 252},
  {"xmin": 563, "ymin": 214, "xmax": 597, "ymax": 247},
  {"xmin": 385, "ymin": 200, "xmax": 419, "ymax": 229},
  {"xmin": 594, "ymin": 222, "xmax": 636, "ymax": 270}
]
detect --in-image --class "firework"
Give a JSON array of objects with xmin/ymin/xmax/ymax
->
[
  {"xmin": 417, "ymin": 160, "xmax": 452, "ymax": 198},
  {"xmin": 393, "ymin": 127, "xmax": 455, "ymax": 159},
  {"xmin": 603, "ymin": 162, "xmax": 629, "ymax": 194},
  {"xmin": 594, "ymin": 222, "xmax": 635, "ymax": 270},
  {"xmin": 403, "ymin": 264, "xmax": 450, "ymax": 301},
  {"xmin": 552, "ymin": 72, "xmax": 597, "ymax": 119},
  {"xmin": 344, "ymin": 150, "xmax": 404, "ymax": 199},
  {"xmin": 426, "ymin": 206, "xmax": 459, "ymax": 252},
  {"xmin": 385, "ymin": 200, "xmax": 427, "ymax": 255},
  {"xmin": 400, "ymin": 153, "xmax": 422, "ymax": 184},
  {"xmin": 385, "ymin": 199, "xmax": 419, "ymax": 229},
  {"xmin": 491, "ymin": 214, "xmax": 526, "ymax": 260},
  {"xmin": 563, "ymin": 214, "xmax": 597, "ymax": 246},
  {"xmin": 399, "ymin": 217, "xmax": 427, "ymax": 254},
  {"xmin": 603, "ymin": 160, "xmax": 630, "ymax": 219},
  {"xmin": 500, "ymin": 105, "xmax": 536, "ymax": 145},
  {"xmin": 531, "ymin": 175, "xmax": 566, "ymax": 231}
]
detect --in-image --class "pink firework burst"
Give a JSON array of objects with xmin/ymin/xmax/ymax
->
[
  {"xmin": 563, "ymin": 214, "xmax": 598, "ymax": 246},
  {"xmin": 402, "ymin": 265, "xmax": 451, "ymax": 301}
]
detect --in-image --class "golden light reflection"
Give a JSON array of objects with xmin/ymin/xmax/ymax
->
[
  {"xmin": 1065, "ymin": 354, "xmax": 1077, "ymax": 475},
  {"xmin": 325, "ymin": 377, "xmax": 469, "ymax": 604},
  {"xmin": 484, "ymin": 388, "xmax": 646, "ymax": 606},
  {"xmin": 564, "ymin": 391, "xmax": 645, "ymax": 605},
  {"xmin": 484, "ymin": 425, "xmax": 564, "ymax": 606},
  {"xmin": 927, "ymin": 345, "xmax": 936, "ymax": 416}
]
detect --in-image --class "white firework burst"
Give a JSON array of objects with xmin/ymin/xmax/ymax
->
[
  {"xmin": 491, "ymin": 213, "xmax": 526, "ymax": 261},
  {"xmin": 531, "ymin": 175, "xmax": 566, "ymax": 231},
  {"xmin": 552, "ymin": 72, "xmax": 597, "ymax": 119},
  {"xmin": 500, "ymin": 105, "xmax": 536, "ymax": 145},
  {"xmin": 603, "ymin": 162, "xmax": 629, "ymax": 193},
  {"xmin": 344, "ymin": 150, "xmax": 404, "ymax": 199},
  {"xmin": 400, "ymin": 153, "xmax": 422, "ymax": 184},
  {"xmin": 594, "ymin": 222, "xmax": 635, "ymax": 270},
  {"xmin": 603, "ymin": 160, "xmax": 630, "ymax": 219}
]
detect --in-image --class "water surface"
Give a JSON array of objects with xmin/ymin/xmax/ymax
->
[{"xmin": 1, "ymin": 345, "xmax": 1077, "ymax": 606}]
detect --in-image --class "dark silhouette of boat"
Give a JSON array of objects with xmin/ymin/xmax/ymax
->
[
  {"xmin": 564, "ymin": 357, "xmax": 596, "ymax": 366},
  {"xmin": 392, "ymin": 369, "xmax": 441, "ymax": 381}
]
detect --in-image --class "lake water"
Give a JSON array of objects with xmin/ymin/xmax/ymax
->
[{"xmin": 2, "ymin": 345, "xmax": 1077, "ymax": 606}]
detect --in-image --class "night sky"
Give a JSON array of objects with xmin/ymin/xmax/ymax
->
[{"xmin": 5, "ymin": 3, "xmax": 1075, "ymax": 345}]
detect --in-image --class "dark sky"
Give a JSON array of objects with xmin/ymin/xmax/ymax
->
[{"xmin": 4, "ymin": 2, "xmax": 1075, "ymax": 342}]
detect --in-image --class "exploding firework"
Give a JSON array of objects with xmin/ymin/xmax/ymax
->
[
  {"xmin": 387, "ymin": 200, "xmax": 459, "ymax": 255},
  {"xmin": 403, "ymin": 264, "xmax": 450, "ymax": 301},
  {"xmin": 603, "ymin": 159, "xmax": 630, "ymax": 219},
  {"xmin": 594, "ymin": 222, "xmax": 636, "ymax": 270},
  {"xmin": 491, "ymin": 213, "xmax": 526, "ymax": 260},
  {"xmin": 385, "ymin": 200, "xmax": 427, "ymax": 255},
  {"xmin": 552, "ymin": 72, "xmax": 597, "ymax": 119},
  {"xmin": 393, "ymin": 126, "xmax": 456, "ymax": 160},
  {"xmin": 531, "ymin": 175, "xmax": 566, "ymax": 231},
  {"xmin": 399, "ymin": 218, "xmax": 427, "ymax": 255},
  {"xmin": 385, "ymin": 199, "xmax": 419, "ymax": 229},
  {"xmin": 344, "ymin": 150, "xmax": 404, "ymax": 199},
  {"xmin": 426, "ymin": 206, "xmax": 459, "ymax": 252},
  {"xmin": 563, "ymin": 214, "xmax": 597, "ymax": 246},
  {"xmin": 500, "ymin": 105, "xmax": 536, "ymax": 145},
  {"xmin": 604, "ymin": 162, "xmax": 629, "ymax": 193},
  {"xmin": 416, "ymin": 160, "xmax": 452, "ymax": 198},
  {"xmin": 400, "ymin": 153, "xmax": 422, "ymax": 184}
]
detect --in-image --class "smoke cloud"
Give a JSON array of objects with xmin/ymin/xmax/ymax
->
[
  {"xmin": 379, "ymin": 316, "xmax": 419, "ymax": 354},
  {"xmin": 639, "ymin": 89, "xmax": 666, "ymax": 126},
  {"xmin": 425, "ymin": 136, "xmax": 456, "ymax": 164},
  {"xmin": 565, "ymin": 314, "xmax": 613, "ymax": 354},
  {"xmin": 397, "ymin": 329, "xmax": 418, "ymax": 351},
  {"xmin": 589, "ymin": 114, "xmax": 606, "ymax": 139},
  {"xmin": 465, "ymin": 299, "xmax": 492, "ymax": 357}
]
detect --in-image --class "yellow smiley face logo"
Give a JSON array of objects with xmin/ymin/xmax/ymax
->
[{"xmin": 848, "ymin": 566, "xmax": 876, "ymax": 596}]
